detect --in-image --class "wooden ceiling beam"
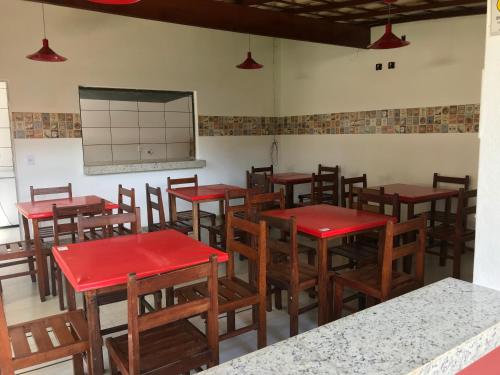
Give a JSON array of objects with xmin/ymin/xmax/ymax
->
[
  {"xmin": 25, "ymin": 0, "xmax": 370, "ymax": 48},
  {"xmin": 365, "ymin": 6, "xmax": 486, "ymax": 26},
  {"xmin": 326, "ymin": 0, "xmax": 485, "ymax": 21}
]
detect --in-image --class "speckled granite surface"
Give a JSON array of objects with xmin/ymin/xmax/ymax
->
[{"xmin": 203, "ymin": 278, "xmax": 500, "ymax": 375}]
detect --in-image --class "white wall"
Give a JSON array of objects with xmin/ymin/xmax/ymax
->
[{"xmin": 472, "ymin": 9, "xmax": 500, "ymax": 289}]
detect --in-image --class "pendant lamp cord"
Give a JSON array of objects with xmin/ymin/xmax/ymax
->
[
  {"xmin": 271, "ymin": 37, "xmax": 279, "ymax": 168},
  {"xmin": 41, "ymin": 3, "xmax": 47, "ymax": 39},
  {"xmin": 387, "ymin": 2, "xmax": 392, "ymax": 24},
  {"xmin": 248, "ymin": 34, "xmax": 251, "ymax": 52}
]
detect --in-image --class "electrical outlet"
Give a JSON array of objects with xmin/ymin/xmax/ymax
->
[
  {"xmin": 27, "ymin": 154, "xmax": 35, "ymax": 166},
  {"xmin": 388, "ymin": 62, "xmax": 396, "ymax": 69},
  {"xmin": 375, "ymin": 63, "xmax": 383, "ymax": 71}
]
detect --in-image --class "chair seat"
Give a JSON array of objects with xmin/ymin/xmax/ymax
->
[
  {"xmin": 334, "ymin": 265, "xmax": 416, "ymax": 299},
  {"xmin": 175, "ymin": 277, "xmax": 258, "ymax": 314},
  {"xmin": 423, "ymin": 210, "xmax": 457, "ymax": 225},
  {"xmin": 9, "ymin": 310, "xmax": 89, "ymax": 370},
  {"xmin": 149, "ymin": 222, "xmax": 192, "ymax": 234},
  {"xmin": 177, "ymin": 209, "xmax": 216, "ymax": 222},
  {"xmin": 0, "ymin": 241, "xmax": 35, "ymax": 261},
  {"xmin": 106, "ymin": 319, "xmax": 211, "ymax": 374},
  {"xmin": 427, "ymin": 224, "xmax": 475, "ymax": 242},
  {"xmin": 268, "ymin": 262, "xmax": 317, "ymax": 290},
  {"xmin": 328, "ymin": 241, "xmax": 378, "ymax": 265}
]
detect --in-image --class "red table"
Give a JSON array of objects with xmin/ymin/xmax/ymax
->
[
  {"xmin": 458, "ymin": 346, "xmax": 500, "ymax": 374},
  {"xmin": 54, "ymin": 229, "xmax": 228, "ymax": 375},
  {"xmin": 269, "ymin": 173, "xmax": 312, "ymax": 208},
  {"xmin": 378, "ymin": 184, "xmax": 459, "ymax": 271},
  {"xmin": 167, "ymin": 184, "xmax": 241, "ymax": 240},
  {"xmin": 16, "ymin": 195, "xmax": 118, "ymax": 301},
  {"xmin": 262, "ymin": 204, "xmax": 394, "ymax": 325}
]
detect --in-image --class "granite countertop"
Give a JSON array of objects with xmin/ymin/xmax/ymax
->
[{"xmin": 203, "ymin": 278, "xmax": 500, "ymax": 375}]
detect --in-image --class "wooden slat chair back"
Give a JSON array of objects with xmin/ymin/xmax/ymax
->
[
  {"xmin": 106, "ymin": 256, "xmax": 219, "ymax": 375},
  {"xmin": 117, "ymin": 185, "xmax": 136, "ymax": 234},
  {"xmin": 340, "ymin": 174, "xmax": 368, "ymax": 208},
  {"xmin": 0, "ymin": 241, "xmax": 36, "ymax": 293},
  {"xmin": 333, "ymin": 216, "xmax": 426, "ymax": 319},
  {"xmin": 246, "ymin": 171, "xmax": 271, "ymax": 194},
  {"xmin": 251, "ymin": 165, "xmax": 274, "ymax": 175},
  {"xmin": 427, "ymin": 188, "xmax": 476, "ymax": 278},
  {"xmin": 29, "ymin": 183, "xmax": 73, "ymax": 241},
  {"xmin": 264, "ymin": 216, "xmax": 318, "ymax": 336},
  {"xmin": 0, "ymin": 291, "xmax": 89, "ymax": 374},
  {"xmin": 52, "ymin": 200, "xmax": 106, "ymax": 310},
  {"xmin": 77, "ymin": 207, "xmax": 142, "ymax": 242},
  {"xmin": 298, "ymin": 165, "xmax": 340, "ymax": 206},
  {"xmin": 167, "ymin": 175, "xmax": 216, "ymax": 231},
  {"xmin": 175, "ymin": 211, "xmax": 268, "ymax": 349},
  {"xmin": 248, "ymin": 189, "xmax": 285, "ymax": 221},
  {"xmin": 145, "ymin": 183, "xmax": 167, "ymax": 232},
  {"xmin": 356, "ymin": 187, "xmax": 401, "ymax": 221}
]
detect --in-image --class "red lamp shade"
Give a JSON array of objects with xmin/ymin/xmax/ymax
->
[
  {"xmin": 27, "ymin": 38, "xmax": 67, "ymax": 62},
  {"xmin": 368, "ymin": 23, "xmax": 410, "ymax": 49},
  {"xmin": 88, "ymin": 0, "xmax": 141, "ymax": 3},
  {"xmin": 237, "ymin": 52, "xmax": 263, "ymax": 69}
]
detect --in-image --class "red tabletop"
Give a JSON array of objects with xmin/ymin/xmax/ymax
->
[
  {"xmin": 378, "ymin": 183, "xmax": 458, "ymax": 203},
  {"xmin": 458, "ymin": 346, "xmax": 500, "ymax": 374},
  {"xmin": 53, "ymin": 230, "xmax": 228, "ymax": 292},
  {"xmin": 262, "ymin": 204, "xmax": 394, "ymax": 239},
  {"xmin": 167, "ymin": 184, "xmax": 242, "ymax": 201},
  {"xmin": 270, "ymin": 173, "xmax": 312, "ymax": 185},
  {"xmin": 16, "ymin": 195, "xmax": 118, "ymax": 219}
]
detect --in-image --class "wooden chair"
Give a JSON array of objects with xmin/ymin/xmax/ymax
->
[
  {"xmin": 0, "ymin": 291, "xmax": 89, "ymax": 374},
  {"xmin": 167, "ymin": 175, "xmax": 216, "ymax": 232},
  {"xmin": 265, "ymin": 216, "xmax": 318, "ymax": 336},
  {"xmin": 298, "ymin": 165, "xmax": 339, "ymax": 205},
  {"xmin": 0, "ymin": 241, "xmax": 36, "ymax": 293},
  {"xmin": 52, "ymin": 200, "xmax": 106, "ymax": 310},
  {"xmin": 106, "ymin": 255, "xmax": 219, "ymax": 375},
  {"xmin": 251, "ymin": 165, "xmax": 274, "ymax": 175},
  {"xmin": 246, "ymin": 171, "xmax": 271, "ymax": 194},
  {"xmin": 248, "ymin": 189, "xmax": 285, "ymax": 220},
  {"xmin": 145, "ymin": 183, "xmax": 190, "ymax": 234},
  {"xmin": 176, "ymin": 210, "xmax": 268, "ymax": 349},
  {"xmin": 77, "ymin": 208, "xmax": 159, "ymax": 335},
  {"xmin": 340, "ymin": 174, "xmax": 367, "ymax": 208},
  {"xmin": 333, "ymin": 215, "xmax": 426, "ymax": 320},
  {"xmin": 427, "ymin": 188, "xmax": 476, "ymax": 279},
  {"xmin": 29, "ymin": 183, "xmax": 72, "ymax": 241},
  {"xmin": 117, "ymin": 185, "xmax": 136, "ymax": 234},
  {"xmin": 329, "ymin": 187, "xmax": 401, "ymax": 271}
]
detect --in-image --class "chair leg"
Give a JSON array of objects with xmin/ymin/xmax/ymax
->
[
  {"xmin": 72, "ymin": 353, "xmax": 85, "ymax": 375},
  {"xmin": 333, "ymin": 281, "xmax": 344, "ymax": 320},
  {"xmin": 274, "ymin": 289, "xmax": 282, "ymax": 310},
  {"xmin": 108, "ymin": 350, "xmax": 119, "ymax": 375},
  {"xmin": 289, "ymin": 290, "xmax": 299, "ymax": 337},
  {"xmin": 266, "ymin": 287, "xmax": 273, "ymax": 312},
  {"xmin": 227, "ymin": 311, "xmax": 235, "ymax": 333},
  {"xmin": 257, "ymin": 302, "xmax": 267, "ymax": 349},
  {"xmin": 452, "ymin": 242, "xmax": 462, "ymax": 279},
  {"xmin": 357, "ymin": 293, "xmax": 366, "ymax": 310},
  {"xmin": 307, "ymin": 250, "xmax": 315, "ymax": 266},
  {"xmin": 28, "ymin": 256, "xmax": 36, "ymax": 282},
  {"xmin": 50, "ymin": 256, "xmax": 57, "ymax": 297},
  {"xmin": 57, "ymin": 267, "xmax": 65, "ymax": 311},
  {"xmin": 439, "ymin": 240, "xmax": 448, "ymax": 267}
]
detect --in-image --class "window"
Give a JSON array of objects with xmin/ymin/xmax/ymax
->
[{"xmin": 79, "ymin": 87, "xmax": 196, "ymax": 166}]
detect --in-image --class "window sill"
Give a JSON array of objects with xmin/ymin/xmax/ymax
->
[{"xmin": 84, "ymin": 159, "xmax": 206, "ymax": 176}]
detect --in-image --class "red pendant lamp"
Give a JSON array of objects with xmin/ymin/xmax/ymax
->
[
  {"xmin": 237, "ymin": 35, "xmax": 263, "ymax": 70},
  {"xmin": 88, "ymin": 0, "xmax": 141, "ymax": 4},
  {"xmin": 368, "ymin": 0, "xmax": 410, "ymax": 49},
  {"xmin": 27, "ymin": 4, "xmax": 67, "ymax": 62}
]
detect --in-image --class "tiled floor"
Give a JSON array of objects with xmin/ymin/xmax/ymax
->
[{"xmin": 0, "ymin": 227, "xmax": 473, "ymax": 374}]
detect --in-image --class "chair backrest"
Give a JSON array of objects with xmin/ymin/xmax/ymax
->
[
  {"xmin": 224, "ymin": 188, "xmax": 250, "ymax": 217},
  {"xmin": 0, "ymin": 292, "xmax": 14, "ymax": 373},
  {"xmin": 251, "ymin": 165, "xmax": 273, "ymax": 176},
  {"xmin": 145, "ymin": 184, "xmax": 166, "ymax": 231},
  {"xmin": 356, "ymin": 187, "xmax": 401, "ymax": 222},
  {"xmin": 167, "ymin": 175, "xmax": 199, "ymax": 190},
  {"xmin": 118, "ymin": 185, "xmax": 135, "ymax": 214},
  {"xmin": 379, "ymin": 215, "xmax": 426, "ymax": 298},
  {"xmin": 53, "ymin": 201, "xmax": 106, "ymax": 246},
  {"xmin": 126, "ymin": 255, "xmax": 219, "ymax": 374},
  {"xmin": 248, "ymin": 189, "xmax": 285, "ymax": 221},
  {"xmin": 310, "ymin": 172, "xmax": 339, "ymax": 205},
  {"xmin": 433, "ymin": 173, "xmax": 470, "ymax": 190},
  {"xmin": 77, "ymin": 207, "xmax": 141, "ymax": 242},
  {"xmin": 30, "ymin": 183, "xmax": 72, "ymax": 202},
  {"xmin": 264, "ymin": 216, "xmax": 299, "ymax": 285},
  {"xmin": 456, "ymin": 188, "xmax": 477, "ymax": 234},
  {"xmin": 317, "ymin": 164, "xmax": 339, "ymax": 176},
  {"xmin": 340, "ymin": 174, "xmax": 368, "ymax": 208},
  {"xmin": 226, "ymin": 211, "xmax": 267, "ymax": 294},
  {"xmin": 246, "ymin": 171, "xmax": 271, "ymax": 194}
]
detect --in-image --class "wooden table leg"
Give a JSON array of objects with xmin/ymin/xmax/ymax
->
[
  {"xmin": 22, "ymin": 216, "xmax": 36, "ymax": 283},
  {"xmin": 403, "ymin": 203, "xmax": 415, "ymax": 273},
  {"xmin": 285, "ymin": 184, "xmax": 294, "ymax": 209},
  {"xmin": 31, "ymin": 218, "xmax": 49, "ymax": 300},
  {"xmin": 317, "ymin": 238, "xmax": 329, "ymax": 325},
  {"xmin": 85, "ymin": 290, "xmax": 104, "ymax": 375},
  {"xmin": 192, "ymin": 201, "xmax": 200, "ymax": 240}
]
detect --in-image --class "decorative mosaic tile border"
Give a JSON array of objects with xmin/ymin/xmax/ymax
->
[
  {"xmin": 10, "ymin": 104, "xmax": 480, "ymax": 139},
  {"xmin": 11, "ymin": 112, "xmax": 82, "ymax": 139}
]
